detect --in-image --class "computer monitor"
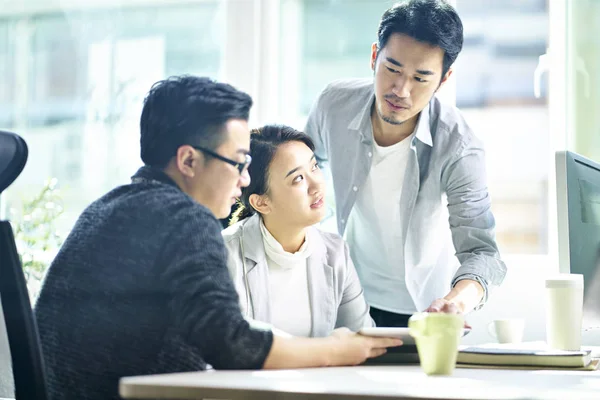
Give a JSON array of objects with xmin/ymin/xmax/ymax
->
[{"xmin": 556, "ymin": 150, "xmax": 600, "ymax": 330}]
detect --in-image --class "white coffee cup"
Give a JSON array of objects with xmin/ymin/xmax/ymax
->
[
  {"xmin": 545, "ymin": 274, "xmax": 584, "ymax": 351},
  {"xmin": 488, "ymin": 319, "xmax": 525, "ymax": 343}
]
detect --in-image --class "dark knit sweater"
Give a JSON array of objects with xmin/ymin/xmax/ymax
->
[{"xmin": 34, "ymin": 166, "xmax": 273, "ymax": 400}]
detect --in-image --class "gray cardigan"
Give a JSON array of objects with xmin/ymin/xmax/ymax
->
[{"xmin": 222, "ymin": 214, "xmax": 374, "ymax": 337}]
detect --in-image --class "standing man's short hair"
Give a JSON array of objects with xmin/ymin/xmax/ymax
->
[
  {"xmin": 140, "ymin": 75, "xmax": 253, "ymax": 168},
  {"xmin": 377, "ymin": 0, "xmax": 464, "ymax": 78}
]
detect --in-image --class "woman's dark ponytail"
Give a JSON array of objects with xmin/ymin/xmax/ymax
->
[{"xmin": 229, "ymin": 200, "xmax": 255, "ymax": 225}]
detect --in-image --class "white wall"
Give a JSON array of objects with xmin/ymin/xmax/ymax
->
[{"xmin": 461, "ymin": 255, "xmax": 553, "ymax": 345}]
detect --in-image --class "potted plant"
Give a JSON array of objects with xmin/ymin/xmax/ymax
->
[{"xmin": 9, "ymin": 178, "xmax": 64, "ymax": 303}]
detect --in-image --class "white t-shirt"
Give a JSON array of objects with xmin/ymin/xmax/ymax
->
[
  {"xmin": 260, "ymin": 220, "xmax": 312, "ymax": 337},
  {"xmin": 344, "ymin": 135, "xmax": 417, "ymax": 314}
]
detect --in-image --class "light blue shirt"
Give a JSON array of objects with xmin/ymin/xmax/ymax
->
[{"xmin": 304, "ymin": 78, "xmax": 507, "ymax": 312}]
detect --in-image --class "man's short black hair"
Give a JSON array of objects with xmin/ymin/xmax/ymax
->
[
  {"xmin": 377, "ymin": 0, "xmax": 464, "ymax": 77},
  {"xmin": 140, "ymin": 75, "xmax": 253, "ymax": 168}
]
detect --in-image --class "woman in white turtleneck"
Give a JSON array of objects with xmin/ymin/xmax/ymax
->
[{"xmin": 222, "ymin": 125, "xmax": 374, "ymax": 337}]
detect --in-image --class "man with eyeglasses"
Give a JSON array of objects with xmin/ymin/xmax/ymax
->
[
  {"xmin": 192, "ymin": 144, "xmax": 253, "ymax": 229},
  {"xmin": 34, "ymin": 75, "xmax": 401, "ymax": 400}
]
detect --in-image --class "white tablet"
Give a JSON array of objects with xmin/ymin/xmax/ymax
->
[{"xmin": 359, "ymin": 327, "xmax": 471, "ymax": 346}]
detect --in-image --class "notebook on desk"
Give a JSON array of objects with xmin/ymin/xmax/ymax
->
[
  {"xmin": 457, "ymin": 342, "xmax": 592, "ymax": 368},
  {"xmin": 458, "ymin": 359, "xmax": 599, "ymax": 371}
]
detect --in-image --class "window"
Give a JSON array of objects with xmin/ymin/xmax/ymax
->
[
  {"xmin": 278, "ymin": 0, "xmax": 397, "ymax": 124},
  {"xmin": 0, "ymin": 19, "xmax": 14, "ymax": 127},
  {"xmin": 2, "ymin": 0, "xmax": 554, "ymax": 257},
  {"xmin": 456, "ymin": 0, "xmax": 549, "ymax": 254},
  {"xmin": 2, "ymin": 1, "xmax": 224, "ymax": 235}
]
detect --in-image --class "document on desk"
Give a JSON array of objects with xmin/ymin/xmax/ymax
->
[{"xmin": 457, "ymin": 341, "xmax": 592, "ymax": 369}]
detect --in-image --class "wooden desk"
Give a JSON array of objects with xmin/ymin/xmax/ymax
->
[{"xmin": 120, "ymin": 365, "xmax": 600, "ymax": 400}]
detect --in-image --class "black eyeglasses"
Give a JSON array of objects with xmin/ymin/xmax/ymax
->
[{"xmin": 192, "ymin": 145, "xmax": 252, "ymax": 175}]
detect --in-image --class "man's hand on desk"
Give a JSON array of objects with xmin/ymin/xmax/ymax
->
[
  {"xmin": 424, "ymin": 298, "xmax": 472, "ymax": 329},
  {"xmin": 424, "ymin": 279, "xmax": 484, "ymax": 329},
  {"xmin": 425, "ymin": 298, "xmax": 462, "ymax": 314}
]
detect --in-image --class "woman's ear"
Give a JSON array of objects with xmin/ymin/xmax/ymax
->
[{"xmin": 249, "ymin": 193, "xmax": 271, "ymax": 215}]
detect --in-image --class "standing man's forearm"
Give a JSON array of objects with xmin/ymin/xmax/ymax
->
[{"xmin": 443, "ymin": 279, "xmax": 484, "ymax": 314}]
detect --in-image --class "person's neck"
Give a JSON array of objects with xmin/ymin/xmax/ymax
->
[
  {"xmin": 262, "ymin": 217, "xmax": 306, "ymax": 253},
  {"xmin": 163, "ymin": 164, "xmax": 187, "ymax": 191},
  {"xmin": 163, "ymin": 164, "xmax": 216, "ymax": 215},
  {"xmin": 371, "ymin": 108, "xmax": 419, "ymax": 147}
]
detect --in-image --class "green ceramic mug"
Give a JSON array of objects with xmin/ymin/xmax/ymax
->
[{"xmin": 409, "ymin": 312, "xmax": 464, "ymax": 375}]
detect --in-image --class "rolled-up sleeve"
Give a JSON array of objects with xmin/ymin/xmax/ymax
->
[{"xmin": 442, "ymin": 135, "xmax": 507, "ymax": 309}]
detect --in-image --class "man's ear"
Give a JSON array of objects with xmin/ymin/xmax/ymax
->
[
  {"xmin": 370, "ymin": 42, "xmax": 378, "ymax": 71},
  {"xmin": 175, "ymin": 145, "xmax": 200, "ymax": 178},
  {"xmin": 437, "ymin": 67, "xmax": 454, "ymax": 92},
  {"xmin": 249, "ymin": 193, "xmax": 271, "ymax": 215}
]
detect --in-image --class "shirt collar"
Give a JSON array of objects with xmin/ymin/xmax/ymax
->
[
  {"xmin": 414, "ymin": 101, "xmax": 433, "ymax": 147},
  {"xmin": 131, "ymin": 165, "xmax": 180, "ymax": 189},
  {"xmin": 347, "ymin": 90, "xmax": 376, "ymax": 140},
  {"xmin": 259, "ymin": 217, "xmax": 312, "ymax": 268},
  {"xmin": 240, "ymin": 214, "xmax": 322, "ymax": 268},
  {"xmin": 241, "ymin": 214, "xmax": 267, "ymax": 265},
  {"xmin": 347, "ymin": 87, "xmax": 434, "ymax": 148}
]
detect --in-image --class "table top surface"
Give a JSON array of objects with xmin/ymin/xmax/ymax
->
[{"xmin": 120, "ymin": 364, "xmax": 600, "ymax": 400}]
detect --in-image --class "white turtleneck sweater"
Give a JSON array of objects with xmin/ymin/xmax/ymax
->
[{"xmin": 260, "ymin": 219, "xmax": 312, "ymax": 337}]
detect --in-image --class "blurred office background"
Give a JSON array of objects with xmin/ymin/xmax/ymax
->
[{"xmin": 0, "ymin": 0, "xmax": 598, "ymax": 263}]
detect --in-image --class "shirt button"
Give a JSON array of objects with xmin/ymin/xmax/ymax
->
[
  {"xmin": 368, "ymin": 152, "xmax": 373, "ymax": 157},
  {"xmin": 353, "ymin": 186, "xmax": 358, "ymax": 192},
  {"xmin": 341, "ymin": 219, "xmax": 345, "ymax": 224}
]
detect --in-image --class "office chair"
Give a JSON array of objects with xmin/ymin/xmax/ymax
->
[{"xmin": 0, "ymin": 130, "xmax": 49, "ymax": 400}]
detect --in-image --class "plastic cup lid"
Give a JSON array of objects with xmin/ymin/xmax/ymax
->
[{"xmin": 545, "ymin": 274, "xmax": 584, "ymax": 288}]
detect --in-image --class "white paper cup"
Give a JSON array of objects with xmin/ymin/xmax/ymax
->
[
  {"xmin": 545, "ymin": 274, "xmax": 584, "ymax": 351},
  {"xmin": 488, "ymin": 319, "xmax": 525, "ymax": 344}
]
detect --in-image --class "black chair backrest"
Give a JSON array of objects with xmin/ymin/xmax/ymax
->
[
  {"xmin": 0, "ymin": 222, "xmax": 49, "ymax": 400},
  {"xmin": 0, "ymin": 307, "xmax": 15, "ymax": 398},
  {"xmin": 0, "ymin": 130, "xmax": 49, "ymax": 400},
  {"xmin": 0, "ymin": 131, "xmax": 28, "ymax": 194}
]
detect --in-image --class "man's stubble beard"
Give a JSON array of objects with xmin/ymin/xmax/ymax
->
[{"xmin": 376, "ymin": 102, "xmax": 406, "ymax": 126}]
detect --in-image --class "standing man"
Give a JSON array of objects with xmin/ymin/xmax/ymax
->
[{"xmin": 305, "ymin": 0, "xmax": 506, "ymax": 328}]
